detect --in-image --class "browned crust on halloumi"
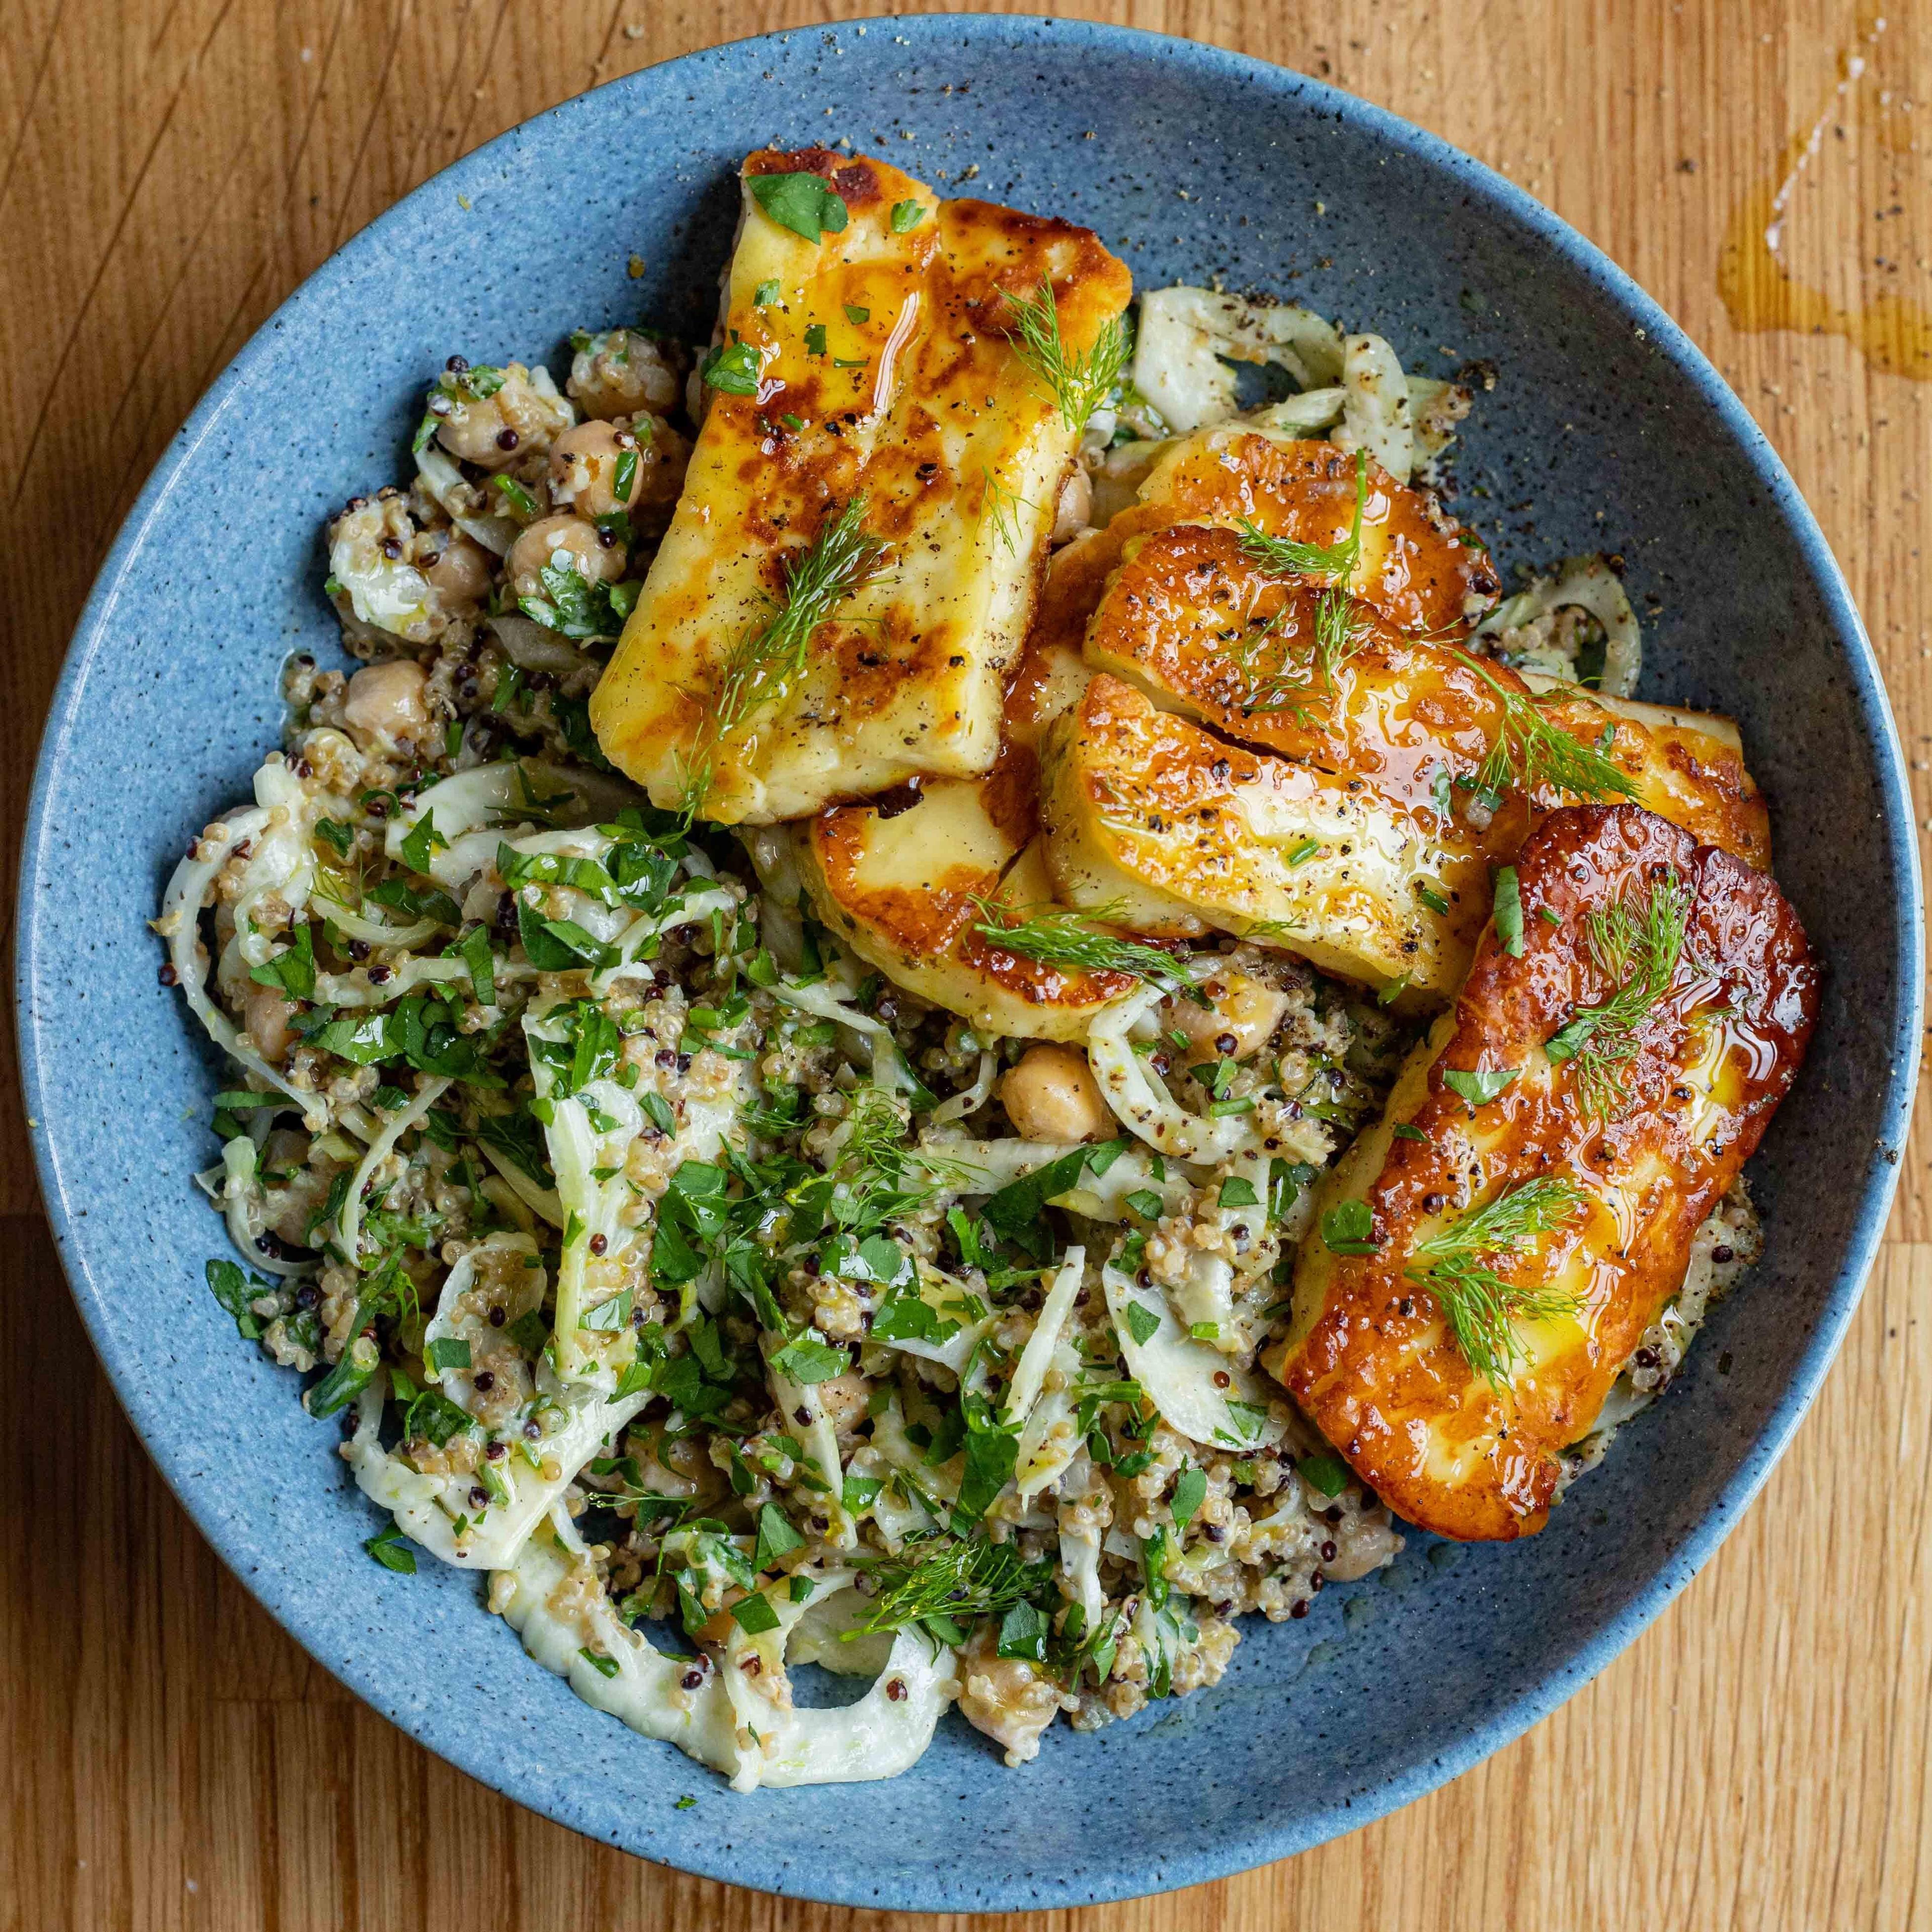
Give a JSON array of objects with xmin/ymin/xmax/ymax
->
[
  {"xmin": 1083, "ymin": 523, "xmax": 1772, "ymax": 869},
  {"xmin": 1276, "ymin": 805, "xmax": 1816, "ymax": 1541}
]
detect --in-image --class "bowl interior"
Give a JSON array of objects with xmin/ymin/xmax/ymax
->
[{"xmin": 18, "ymin": 15, "xmax": 1920, "ymax": 1910}]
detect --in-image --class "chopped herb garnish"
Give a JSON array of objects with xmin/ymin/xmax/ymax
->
[
  {"xmin": 1493, "ymin": 865, "xmax": 1524, "ymax": 957},
  {"xmin": 700, "ymin": 339, "xmax": 763, "ymax": 396},
  {"xmin": 677, "ymin": 497, "xmax": 890, "ymax": 820},
  {"xmin": 1171, "ymin": 1466, "xmax": 1207, "ymax": 1525},
  {"xmin": 365, "ymin": 1523, "xmax": 417, "ymax": 1573},
  {"xmin": 1458, "ymin": 651, "xmax": 1641, "ymax": 807},
  {"xmin": 1001, "ymin": 277, "xmax": 1131, "ymax": 432},
  {"xmin": 748, "ymin": 170, "xmax": 849, "ymax": 242},
  {"xmin": 969, "ymin": 897, "xmax": 1206, "ymax": 1004},
  {"xmin": 1443, "ymin": 1066, "xmax": 1518, "ymax": 1109},
  {"xmin": 1320, "ymin": 1199, "xmax": 1378, "ymax": 1255},
  {"xmin": 1121, "ymin": 1301, "xmax": 1162, "ymax": 1346},
  {"xmin": 1297, "ymin": 1453, "xmax": 1349, "ymax": 1498},
  {"xmin": 1544, "ymin": 868, "xmax": 1695, "ymax": 1119},
  {"xmin": 753, "ymin": 277, "xmax": 780, "ymax": 306},
  {"xmin": 1236, "ymin": 448, "xmax": 1367, "ymax": 583},
  {"xmin": 889, "ymin": 198, "xmax": 926, "ymax": 232},
  {"xmin": 1407, "ymin": 1176, "xmax": 1588, "ymax": 1385}
]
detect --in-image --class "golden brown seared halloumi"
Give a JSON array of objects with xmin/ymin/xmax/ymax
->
[
  {"xmin": 1135, "ymin": 431, "xmax": 1499, "ymax": 634},
  {"xmin": 1039, "ymin": 674, "xmax": 1489, "ymax": 1005},
  {"xmin": 1273, "ymin": 805, "xmax": 1817, "ymax": 1541},
  {"xmin": 797, "ymin": 749, "xmax": 1137, "ymax": 1041},
  {"xmin": 1083, "ymin": 523, "xmax": 1772, "ymax": 869},
  {"xmin": 589, "ymin": 147, "xmax": 1132, "ymax": 824}
]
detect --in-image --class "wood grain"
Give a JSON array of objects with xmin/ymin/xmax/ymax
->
[{"xmin": 3, "ymin": 2, "xmax": 1928, "ymax": 1926}]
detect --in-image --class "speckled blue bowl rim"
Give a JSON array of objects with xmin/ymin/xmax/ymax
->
[{"xmin": 17, "ymin": 14, "xmax": 1922, "ymax": 1910}]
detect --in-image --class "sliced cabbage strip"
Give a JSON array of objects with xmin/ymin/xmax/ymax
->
[{"xmin": 1101, "ymin": 1260, "xmax": 1285, "ymax": 1451}]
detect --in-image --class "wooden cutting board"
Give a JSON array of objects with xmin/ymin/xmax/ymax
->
[{"xmin": 3, "ymin": 3, "xmax": 1927, "ymax": 1926}]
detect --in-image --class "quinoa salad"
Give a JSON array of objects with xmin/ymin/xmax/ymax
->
[{"xmin": 158, "ymin": 149, "xmax": 1814, "ymax": 1790}]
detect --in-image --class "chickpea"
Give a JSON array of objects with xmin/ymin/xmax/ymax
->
[
  {"xmin": 1166, "ymin": 971, "xmax": 1291, "ymax": 1061},
  {"xmin": 425, "ymin": 531, "xmax": 494, "ymax": 606},
  {"xmin": 999, "ymin": 1043, "xmax": 1111, "ymax": 1143},
  {"xmin": 547, "ymin": 420, "xmax": 642, "ymax": 519},
  {"xmin": 1052, "ymin": 463, "xmax": 1093, "ymax": 545},
  {"xmin": 505, "ymin": 513, "xmax": 625, "ymax": 602},
  {"xmin": 567, "ymin": 329, "xmax": 682, "ymax": 419},
  {"xmin": 434, "ymin": 363, "xmax": 573, "ymax": 471},
  {"xmin": 244, "ymin": 980, "xmax": 296, "ymax": 1063},
  {"xmin": 343, "ymin": 658, "xmax": 431, "ymax": 747},
  {"xmin": 813, "ymin": 1370, "xmax": 869, "ymax": 1433}
]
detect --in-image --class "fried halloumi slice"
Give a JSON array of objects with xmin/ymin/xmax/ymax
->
[
  {"xmin": 1134, "ymin": 430, "xmax": 1499, "ymax": 634},
  {"xmin": 1271, "ymin": 805, "xmax": 1816, "ymax": 1541},
  {"xmin": 798, "ymin": 756, "xmax": 1136, "ymax": 1040},
  {"xmin": 1083, "ymin": 523, "xmax": 1771, "ymax": 869},
  {"xmin": 589, "ymin": 147, "xmax": 1132, "ymax": 824},
  {"xmin": 1040, "ymin": 674, "xmax": 1489, "ymax": 1005}
]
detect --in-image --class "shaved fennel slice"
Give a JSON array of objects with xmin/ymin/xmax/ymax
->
[
  {"xmin": 764, "ymin": 1336, "xmax": 852, "ymax": 1549},
  {"xmin": 868, "ymin": 1262, "xmax": 995, "ymax": 1381},
  {"xmin": 1005, "ymin": 1247, "xmax": 1084, "ymax": 1425},
  {"xmin": 476, "ymin": 1137, "xmax": 564, "ymax": 1227},
  {"xmin": 1045, "ymin": 1144, "xmax": 1197, "ymax": 1222},
  {"xmin": 386, "ymin": 759, "xmax": 639, "ymax": 875},
  {"xmin": 1101, "ymin": 1260, "xmax": 1285, "ymax": 1451},
  {"xmin": 488, "ymin": 611, "xmax": 594, "ymax": 676},
  {"xmin": 422, "ymin": 1232, "xmax": 544, "ymax": 1412},
  {"xmin": 1476, "ymin": 553, "xmax": 1643, "ymax": 698},
  {"xmin": 589, "ymin": 884, "xmax": 736, "ymax": 995},
  {"xmin": 231, "ymin": 759, "xmax": 330, "ymax": 954},
  {"xmin": 841, "ymin": 1443, "xmax": 933, "ymax": 1551},
  {"xmin": 212, "ymin": 1134, "xmax": 311, "ymax": 1279},
  {"xmin": 335, "ymin": 1076, "xmax": 452, "ymax": 1264},
  {"xmin": 1010, "ymin": 1255, "xmax": 1087, "ymax": 1501},
  {"xmin": 313, "ymin": 955, "xmax": 486, "ymax": 1008},
  {"xmin": 346, "ymin": 1372, "xmax": 648, "ymax": 1569},
  {"xmin": 1133, "ymin": 287, "xmax": 1347, "ymax": 433},
  {"xmin": 911, "ymin": 1137, "xmax": 1083, "ymax": 1193},
  {"xmin": 156, "ymin": 804, "xmax": 323, "ymax": 1128},
  {"xmin": 870, "ymin": 1396, "xmax": 960, "ymax": 1507},
  {"xmin": 929, "ymin": 1049, "xmax": 997, "ymax": 1125},
  {"xmin": 1059, "ymin": 1501, "xmax": 1106, "ymax": 1631},
  {"xmin": 413, "ymin": 441, "xmax": 519, "ymax": 555},
  {"xmin": 1335, "ymin": 333, "xmax": 1415, "ymax": 483},
  {"xmin": 769, "ymin": 978, "xmax": 923, "ymax": 1099},
  {"xmin": 497, "ymin": 1510, "xmax": 749, "ymax": 1779},
  {"xmin": 722, "ymin": 1578, "xmax": 956, "ymax": 1790},
  {"xmin": 1089, "ymin": 986, "xmax": 1262, "ymax": 1164},
  {"xmin": 522, "ymin": 1006, "xmax": 648, "ymax": 1388},
  {"xmin": 1247, "ymin": 386, "xmax": 1345, "ymax": 436}
]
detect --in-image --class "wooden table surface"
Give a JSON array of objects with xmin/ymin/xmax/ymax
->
[{"xmin": 4, "ymin": 2, "xmax": 1929, "ymax": 1926}]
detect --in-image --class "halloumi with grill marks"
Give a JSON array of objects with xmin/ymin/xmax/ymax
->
[
  {"xmin": 1083, "ymin": 522, "xmax": 1772, "ymax": 868},
  {"xmin": 589, "ymin": 146, "xmax": 1132, "ymax": 824},
  {"xmin": 1270, "ymin": 805, "xmax": 1816, "ymax": 1542},
  {"xmin": 1134, "ymin": 430, "xmax": 1500, "ymax": 635},
  {"xmin": 1039, "ymin": 674, "xmax": 1489, "ymax": 1006}
]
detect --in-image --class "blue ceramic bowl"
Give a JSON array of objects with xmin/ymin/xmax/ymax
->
[{"xmin": 18, "ymin": 15, "xmax": 1922, "ymax": 1909}]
